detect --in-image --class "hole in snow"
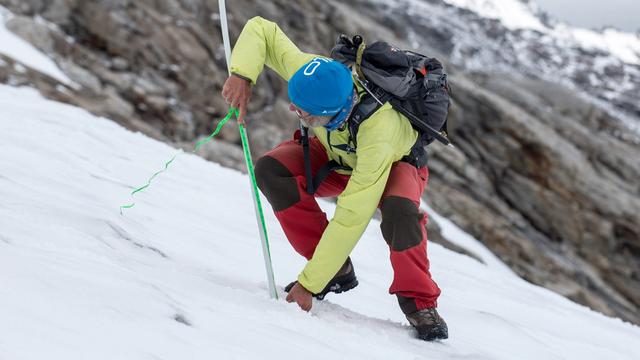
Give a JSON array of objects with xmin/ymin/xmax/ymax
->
[{"xmin": 173, "ymin": 314, "xmax": 192, "ymax": 326}]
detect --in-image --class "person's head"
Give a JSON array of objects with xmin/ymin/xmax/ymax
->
[{"xmin": 288, "ymin": 57, "xmax": 354, "ymax": 131}]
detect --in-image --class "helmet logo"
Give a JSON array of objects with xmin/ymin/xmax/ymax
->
[{"xmin": 303, "ymin": 57, "xmax": 331, "ymax": 76}]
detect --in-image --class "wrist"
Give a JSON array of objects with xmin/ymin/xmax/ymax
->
[{"xmin": 231, "ymin": 72, "xmax": 253, "ymax": 84}]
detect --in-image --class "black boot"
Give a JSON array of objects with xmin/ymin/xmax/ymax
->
[
  {"xmin": 406, "ymin": 307, "xmax": 448, "ymax": 341},
  {"xmin": 285, "ymin": 257, "xmax": 358, "ymax": 300}
]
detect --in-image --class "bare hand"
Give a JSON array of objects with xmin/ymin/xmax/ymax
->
[
  {"xmin": 221, "ymin": 74, "xmax": 252, "ymax": 124},
  {"xmin": 286, "ymin": 282, "xmax": 313, "ymax": 312}
]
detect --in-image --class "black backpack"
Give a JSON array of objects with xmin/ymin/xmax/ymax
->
[
  {"xmin": 331, "ymin": 35, "xmax": 451, "ymax": 146},
  {"xmin": 301, "ymin": 35, "xmax": 452, "ymax": 194}
]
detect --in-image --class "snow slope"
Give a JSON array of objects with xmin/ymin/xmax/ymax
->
[{"xmin": 1, "ymin": 84, "xmax": 639, "ymax": 359}]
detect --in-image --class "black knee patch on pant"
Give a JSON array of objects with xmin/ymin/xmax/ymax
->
[
  {"xmin": 380, "ymin": 196, "xmax": 423, "ymax": 251},
  {"xmin": 255, "ymin": 156, "xmax": 300, "ymax": 212}
]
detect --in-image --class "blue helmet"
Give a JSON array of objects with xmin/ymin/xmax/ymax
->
[{"xmin": 288, "ymin": 58, "xmax": 354, "ymax": 130}]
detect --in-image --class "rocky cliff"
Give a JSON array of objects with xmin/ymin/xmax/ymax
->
[{"xmin": 1, "ymin": 0, "xmax": 638, "ymax": 324}]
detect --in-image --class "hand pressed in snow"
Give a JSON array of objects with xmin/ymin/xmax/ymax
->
[{"xmin": 286, "ymin": 282, "xmax": 313, "ymax": 311}]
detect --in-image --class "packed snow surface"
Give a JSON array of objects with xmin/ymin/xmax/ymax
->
[
  {"xmin": 1, "ymin": 84, "xmax": 639, "ymax": 359},
  {"xmin": 0, "ymin": 6, "xmax": 72, "ymax": 85}
]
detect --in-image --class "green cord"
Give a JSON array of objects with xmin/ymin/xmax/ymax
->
[
  {"xmin": 120, "ymin": 108, "xmax": 235, "ymax": 213},
  {"xmin": 194, "ymin": 109, "xmax": 235, "ymax": 152},
  {"xmin": 130, "ymin": 154, "xmax": 178, "ymax": 196},
  {"xmin": 119, "ymin": 107, "xmax": 276, "ymax": 297}
]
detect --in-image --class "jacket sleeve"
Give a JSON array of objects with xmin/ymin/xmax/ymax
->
[
  {"xmin": 297, "ymin": 111, "xmax": 398, "ymax": 294},
  {"xmin": 230, "ymin": 16, "xmax": 317, "ymax": 83}
]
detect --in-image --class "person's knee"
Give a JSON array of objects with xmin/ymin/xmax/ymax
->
[
  {"xmin": 254, "ymin": 156, "xmax": 300, "ymax": 211},
  {"xmin": 380, "ymin": 196, "xmax": 423, "ymax": 251},
  {"xmin": 255, "ymin": 156, "xmax": 274, "ymax": 192}
]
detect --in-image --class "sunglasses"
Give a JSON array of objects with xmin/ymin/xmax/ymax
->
[
  {"xmin": 294, "ymin": 107, "xmax": 308, "ymax": 120},
  {"xmin": 292, "ymin": 105, "xmax": 340, "ymax": 128}
]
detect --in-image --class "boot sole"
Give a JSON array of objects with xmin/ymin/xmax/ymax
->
[
  {"xmin": 285, "ymin": 278, "xmax": 359, "ymax": 299},
  {"xmin": 416, "ymin": 329, "xmax": 448, "ymax": 341},
  {"xmin": 315, "ymin": 278, "xmax": 359, "ymax": 300}
]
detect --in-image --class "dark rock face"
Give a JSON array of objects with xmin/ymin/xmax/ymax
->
[
  {"xmin": 431, "ymin": 74, "xmax": 640, "ymax": 322},
  {"xmin": 1, "ymin": 0, "xmax": 638, "ymax": 324}
]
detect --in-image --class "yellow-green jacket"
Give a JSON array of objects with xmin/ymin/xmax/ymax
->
[{"xmin": 230, "ymin": 17, "xmax": 419, "ymax": 294}]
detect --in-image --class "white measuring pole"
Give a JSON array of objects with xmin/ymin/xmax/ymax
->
[
  {"xmin": 218, "ymin": 0, "xmax": 232, "ymax": 68},
  {"xmin": 218, "ymin": 0, "xmax": 278, "ymax": 299}
]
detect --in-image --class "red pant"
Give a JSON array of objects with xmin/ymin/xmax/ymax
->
[{"xmin": 255, "ymin": 133, "xmax": 441, "ymax": 313}]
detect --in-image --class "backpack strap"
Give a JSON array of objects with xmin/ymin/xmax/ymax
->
[
  {"xmin": 310, "ymin": 160, "xmax": 350, "ymax": 194},
  {"xmin": 355, "ymin": 43, "xmax": 366, "ymax": 79},
  {"xmin": 302, "ymin": 85, "xmax": 431, "ymax": 195},
  {"xmin": 351, "ymin": 84, "xmax": 429, "ymax": 168},
  {"xmin": 300, "ymin": 90, "xmax": 384, "ymax": 195},
  {"xmin": 300, "ymin": 125, "xmax": 314, "ymax": 195},
  {"xmin": 401, "ymin": 133, "xmax": 429, "ymax": 168},
  {"xmin": 353, "ymin": 36, "xmax": 366, "ymax": 80},
  {"xmin": 300, "ymin": 125, "xmax": 352, "ymax": 195},
  {"xmin": 347, "ymin": 84, "xmax": 390, "ymax": 148}
]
